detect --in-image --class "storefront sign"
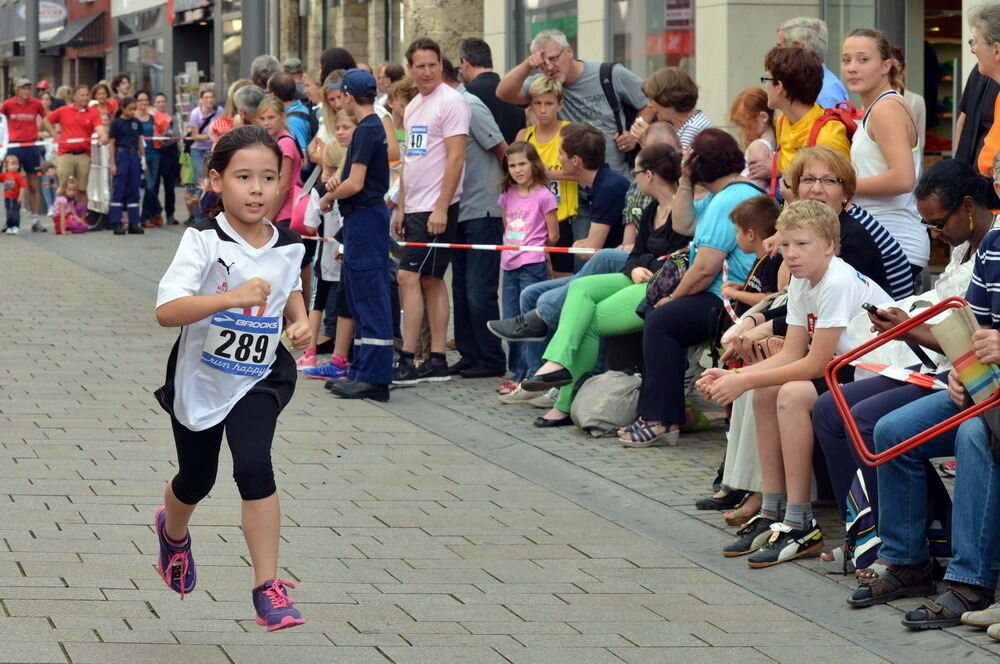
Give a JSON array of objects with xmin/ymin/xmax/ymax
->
[
  {"xmin": 18, "ymin": 0, "xmax": 67, "ymax": 26},
  {"xmin": 0, "ymin": 0, "xmax": 67, "ymax": 42},
  {"xmin": 646, "ymin": 31, "xmax": 693, "ymax": 56}
]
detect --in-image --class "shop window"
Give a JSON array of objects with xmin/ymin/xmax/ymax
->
[
  {"xmin": 117, "ymin": 8, "xmax": 165, "ymax": 37},
  {"xmin": 610, "ymin": 0, "xmax": 694, "ymax": 78},
  {"xmin": 513, "ymin": 0, "xmax": 577, "ymax": 61},
  {"xmin": 223, "ymin": 18, "xmax": 242, "ymax": 93}
]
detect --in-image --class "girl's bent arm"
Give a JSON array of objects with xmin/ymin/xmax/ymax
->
[
  {"xmin": 156, "ymin": 292, "xmax": 237, "ymax": 327},
  {"xmin": 544, "ymin": 210, "xmax": 559, "ymax": 246}
]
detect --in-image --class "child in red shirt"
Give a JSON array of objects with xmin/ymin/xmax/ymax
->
[{"xmin": 0, "ymin": 154, "xmax": 27, "ymax": 234}]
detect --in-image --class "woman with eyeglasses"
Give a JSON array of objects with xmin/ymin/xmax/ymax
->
[
  {"xmin": 842, "ymin": 28, "xmax": 925, "ymax": 285},
  {"xmin": 809, "ymin": 158, "xmax": 998, "ymax": 578}
]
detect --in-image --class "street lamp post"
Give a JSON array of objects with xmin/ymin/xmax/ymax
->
[
  {"xmin": 26, "ymin": 0, "xmax": 39, "ymax": 86},
  {"xmin": 241, "ymin": 0, "xmax": 267, "ymax": 76}
]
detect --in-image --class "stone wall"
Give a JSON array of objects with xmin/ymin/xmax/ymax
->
[{"xmin": 404, "ymin": 0, "xmax": 483, "ymax": 61}]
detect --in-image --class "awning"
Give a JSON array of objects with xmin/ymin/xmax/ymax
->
[{"xmin": 43, "ymin": 12, "xmax": 104, "ymax": 50}]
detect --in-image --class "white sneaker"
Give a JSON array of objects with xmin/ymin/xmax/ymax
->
[
  {"xmin": 498, "ymin": 384, "xmax": 543, "ymax": 404},
  {"xmin": 528, "ymin": 387, "xmax": 559, "ymax": 408},
  {"xmin": 8, "ymin": 226, "xmax": 18, "ymax": 235}
]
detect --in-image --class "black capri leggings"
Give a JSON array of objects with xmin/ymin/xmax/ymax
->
[{"xmin": 170, "ymin": 391, "xmax": 279, "ymax": 503}]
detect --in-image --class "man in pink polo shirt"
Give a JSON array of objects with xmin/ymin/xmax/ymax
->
[{"xmin": 390, "ymin": 37, "xmax": 470, "ymax": 385}]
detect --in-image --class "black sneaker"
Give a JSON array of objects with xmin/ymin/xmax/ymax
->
[
  {"xmin": 113, "ymin": 224, "xmax": 127, "ymax": 235},
  {"xmin": 392, "ymin": 354, "xmax": 421, "ymax": 386},
  {"xmin": 416, "ymin": 358, "xmax": 451, "ymax": 383},
  {"xmin": 486, "ymin": 310, "xmax": 549, "ymax": 342},
  {"xmin": 127, "ymin": 224, "xmax": 145, "ymax": 235},
  {"xmin": 722, "ymin": 515, "xmax": 777, "ymax": 558},
  {"xmin": 747, "ymin": 519, "xmax": 824, "ymax": 568}
]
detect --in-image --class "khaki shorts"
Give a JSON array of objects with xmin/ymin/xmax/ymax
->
[{"xmin": 57, "ymin": 152, "xmax": 90, "ymax": 192}]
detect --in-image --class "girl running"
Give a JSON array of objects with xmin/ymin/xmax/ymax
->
[
  {"xmin": 152, "ymin": 125, "xmax": 311, "ymax": 631},
  {"xmin": 497, "ymin": 141, "xmax": 558, "ymax": 385}
]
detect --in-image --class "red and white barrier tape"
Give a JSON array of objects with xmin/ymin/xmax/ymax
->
[
  {"xmin": 2, "ymin": 136, "xmax": 181, "ymax": 149},
  {"xmin": 301, "ymin": 238, "xmax": 600, "ymax": 254}
]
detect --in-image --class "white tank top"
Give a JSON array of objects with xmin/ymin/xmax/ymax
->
[
  {"xmin": 740, "ymin": 137, "xmax": 775, "ymax": 178},
  {"xmin": 851, "ymin": 90, "xmax": 928, "ymax": 268}
]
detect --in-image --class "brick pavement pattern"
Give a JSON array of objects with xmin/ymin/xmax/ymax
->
[{"xmin": 0, "ymin": 227, "xmax": 982, "ymax": 662}]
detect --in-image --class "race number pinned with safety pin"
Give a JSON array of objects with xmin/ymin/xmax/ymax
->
[
  {"xmin": 201, "ymin": 310, "xmax": 280, "ymax": 377},
  {"xmin": 406, "ymin": 125, "xmax": 428, "ymax": 156}
]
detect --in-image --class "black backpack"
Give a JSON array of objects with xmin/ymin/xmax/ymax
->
[{"xmin": 599, "ymin": 62, "xmax": 640, "ymax": 167}]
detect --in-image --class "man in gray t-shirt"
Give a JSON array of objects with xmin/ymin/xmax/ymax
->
[
  {"xmin": 444, "ymin": 63, "xmax": 508, "ymax": 376},
  {"xmin": 497, "ymin": 28, "xmax": 653, "ymax": 177}
]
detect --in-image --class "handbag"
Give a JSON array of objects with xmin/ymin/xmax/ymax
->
[
  {"xmin": 635, "ymin": 254, "xmax": 688, "ymax": 319},
  {"xmin": 184, "ymin": 109, "xmax": 216, "ymax": 153}
]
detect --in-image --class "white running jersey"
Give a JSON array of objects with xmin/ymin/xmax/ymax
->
[{"xmin": 155, "ymin": 213, "xmax": 305, "ymax": 431}]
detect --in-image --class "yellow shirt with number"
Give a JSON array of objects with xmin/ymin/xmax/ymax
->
[
  {"xmin": 775, "ymin": 104, "xmax": 852, "ymax": 172},
  {"xmin": 525, "ymin": 122, "xmax": 579, "ymax": 221}
]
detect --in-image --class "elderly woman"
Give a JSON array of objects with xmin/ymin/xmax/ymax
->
[{"xmin": 613, "ymin": 129, "xmax": 762, "ymax": 446}]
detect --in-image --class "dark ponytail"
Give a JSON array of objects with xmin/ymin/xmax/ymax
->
[
  {"xmin": 637, "ymin": 143, "xmax": 682, "ymax": 185},
  {"xmin": 915, "ymin": 158, "xmax": 1000, "ymax": 211}
]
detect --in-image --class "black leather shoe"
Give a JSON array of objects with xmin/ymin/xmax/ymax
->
[
  {"xmin": 522, "ymin": 368, "xmax": 573, "ymax": 392},
  {"xmin": 460, "ymin": 364, "xmax": 506, "ymax": 379},
  {"xmin": 533, "ymin": 415, "xmax": 573, "ymax": 428},
  {"xmin": 447, "ymin": 357, "xmax": 475, "ymax": 375},
  {"xmin": 695, "ymin": 488, "xmax": 750, "ymax": 511},
  {"xmin": 113, "ymin": 225, "xmax": 126, "ymax": 235},
  {"xmin": 127, "ymin": 224, "xmax": 145, "ymax": 234},
  {"xmin": 329, "ymin": 379, "xmax": 390, "ymax": 402}
]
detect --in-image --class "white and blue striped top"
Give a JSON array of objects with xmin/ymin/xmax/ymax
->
[
  {"xmin": 846, "ymin": 204, "xmax": 914, "ymax": 300},
  {"xmin": 968, "ymin": 229, "xmax": 1000, "ymax": 326}
]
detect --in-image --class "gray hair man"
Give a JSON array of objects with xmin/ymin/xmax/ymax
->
[
  {"xmin": 250, "ymin": 54, "xmax": 281, "ymax": 89},
  {"xmin": 496, "ymin": 28, "xmax": 654, "ymax": 177},
  {"xmin": 233, "ymin": 84, "xmax": 267, "ymax": 125},
  {"xmin": 776, "ymin": 17, "xmax": 849, "ymax": 108}
]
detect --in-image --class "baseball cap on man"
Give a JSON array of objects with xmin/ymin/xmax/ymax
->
[
  {"xmin": 36, "ymin": 80, "xmax": 51, "ymax": 90},
  {"xmin": 339, "ymin": 69, "xmax": 377, "ymax": 98},
  {"xmin": 14, "ymin": 77, "xmax": 31, "ymax": 88}
]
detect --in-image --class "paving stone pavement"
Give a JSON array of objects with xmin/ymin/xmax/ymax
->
[{"xmin": 0, "ymin": 226, "xmax": 990, "ymax": 663}]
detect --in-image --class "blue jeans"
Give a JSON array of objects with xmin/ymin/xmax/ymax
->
[
  {"xmin": 189, "ymin": 148, "xmax": 209, "ymax": 221},
  {"xmin": 875, "ymin": 390, "xmax": 1000, "ymax": 588},
  {"xmin": 4, "ymin": 197, "xmax": 20, "ymax": 228},
  {"xmin": 503, "ymin": 262, "xmax": 550, "ymax": 381},
  {"xmin": 452, "ymin": 216, "xmax": 505, "ymax": 367},
  {"xmin": 519, "ymin": 249, "xmax": 628, "ymax": 376}
]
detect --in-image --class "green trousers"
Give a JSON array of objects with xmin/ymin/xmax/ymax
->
[{"xmin": 542, "ymin": 273, "xmax": 647, "ymax": 412}]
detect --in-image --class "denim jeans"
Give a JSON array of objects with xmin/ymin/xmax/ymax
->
[
  {"xmin": 4, "ymin": 198, "xmax": 20, "ymax": 228},
  {"xmin": 520, "ymin": 249, "xmax": 628, "ymax": 375},
  {"xmin": 503, "ymin": 262, "xmax": 550, "ymax": 380},
  {"xmin": 874, "ymin": 390, "xmax": 1000, "ymax": 588},
  {"xmin": 189, "ymin": 148, "xmax": 209, "ymax": 221},
  {"xmin": 452, "ymin": 216, "xmax": 505, "ymax": 367}
]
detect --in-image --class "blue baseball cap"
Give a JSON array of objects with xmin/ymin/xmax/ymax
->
[{"xmin": 340, "ymin": 68, "xmax": 378, "ymax": 97}]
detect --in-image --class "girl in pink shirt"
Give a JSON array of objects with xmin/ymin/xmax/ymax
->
[
  {"xmin": 497, "ymin": 142, "xmax": 559, "ymax": 383},
  {"xmin": 52, "ymin": 179, "xmax": 89, "ymax": 234},
  {"xmin": 256, "ymin": 97, "xmax": 301, "ymax": 225}
]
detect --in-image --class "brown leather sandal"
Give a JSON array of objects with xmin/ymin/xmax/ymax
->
[{"xmin": 846, "ymin": 559, "xmax": 936, "ymax": 608}]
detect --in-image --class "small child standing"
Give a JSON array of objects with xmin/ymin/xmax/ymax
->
[
  {"xmin": 497, "ymin": 141, "xmax": 559, "ymax": 383},
  {"xmin": 516, "ymin": 77, "xmax": 578, "ymax": 277},
  {"xmin": 108, "ymin": 97, "xmax": 146, "ymax": 235},
  {"xmin": 0, "ymin": 154, "xmax": 27, "ymax": 235},
  {"xmin": 153, "ymin": 125, "xmax": 311, "ymax": 630},
  {"xmin": 698, "ymin": 200, "xmax": 890, "ymax": 568},
  {"xmin": 51, "ymin": 179, "xmax": 89, "ymax": 234},
  {"xmin": 40, "ymin": 162, "xmax": 57, "ymax": 215},
  {"xmin": 318, "ymin": 68, "xmax": 393, "ymax": 401}
]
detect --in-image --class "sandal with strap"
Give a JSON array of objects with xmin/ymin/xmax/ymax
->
[
  {"xmin": 723, "ymin": 492, "xmax": 761, "ymax": 526},
  {"xmin": 847, "ymin": 559, "xmax": 936, "ymax": 608},
  {"xmin": 619, "ymin": 421, "xmax": 679, "ymax": 448},
  {"xmin": 820, "ymin": 543, "xmax": 856, "ymax": 575},
  {"xmin": 618, "ymin": 417, "xmax": 644, "ymax": 437},
  {"xmin": 902, "ymin": 582, "xmax": 995, "ymax": 630}
]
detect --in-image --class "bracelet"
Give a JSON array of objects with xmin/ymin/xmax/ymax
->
[
  {"xmin": 732, "ymin": 368, "xmax": 740, "ymax": 374},
  {"xmin": 678, "ymin": 183, "xmax": 693, "ymax": 191}
]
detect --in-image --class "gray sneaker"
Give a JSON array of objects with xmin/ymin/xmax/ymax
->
[
  {"xmin": 486, "ymin": 310, "xmax": 549, "ymax": 342},
  {"xmin": 528, "ymin": 387, "xmax": 559, "ymax": 408}
]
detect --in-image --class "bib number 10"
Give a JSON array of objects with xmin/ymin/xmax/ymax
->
[{"xmin": 214, "ymin": 330, "xmax": 270, "ymax": 364}]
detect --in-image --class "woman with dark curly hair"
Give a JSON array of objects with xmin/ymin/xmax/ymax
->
[{"xmin": 618, "ymin": 129, "xmax": 763, "ymax": 447}]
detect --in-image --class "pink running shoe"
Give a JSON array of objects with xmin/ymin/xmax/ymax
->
[
  {"xmin": 154, "ymin": 506, "xmax": 196, "ymax": 598},
  {"xmin": 295, "ymin": 348, "xmax": 317, "ymax": 370},
  {"xmin": 253, "ymin": 579, "xmax": 306, "ymax": 631}
]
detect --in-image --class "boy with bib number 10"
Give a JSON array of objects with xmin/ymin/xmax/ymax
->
[{"xmin": 152, "ymin": 126, "xmax": 311, "ymax": 631}]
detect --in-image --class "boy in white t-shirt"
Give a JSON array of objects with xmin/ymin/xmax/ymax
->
[{"xmin": 697, "ymin": 199, "xmax": 890, "ymax": 568}]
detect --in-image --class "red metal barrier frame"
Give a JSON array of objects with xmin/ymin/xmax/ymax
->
[{"xmin": 824, "ymin": 296, "xmax": 1000, "ymax": 466}]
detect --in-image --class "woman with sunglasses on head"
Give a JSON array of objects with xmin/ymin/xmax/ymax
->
[{"xmin": 809, "ymin": 158, "xmax": 998, "ymax": 579}]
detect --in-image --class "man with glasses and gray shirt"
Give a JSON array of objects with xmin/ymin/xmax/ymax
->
[{"xmin": 497, "ymin": 29, "xmax": 654, "ymax": 178}]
